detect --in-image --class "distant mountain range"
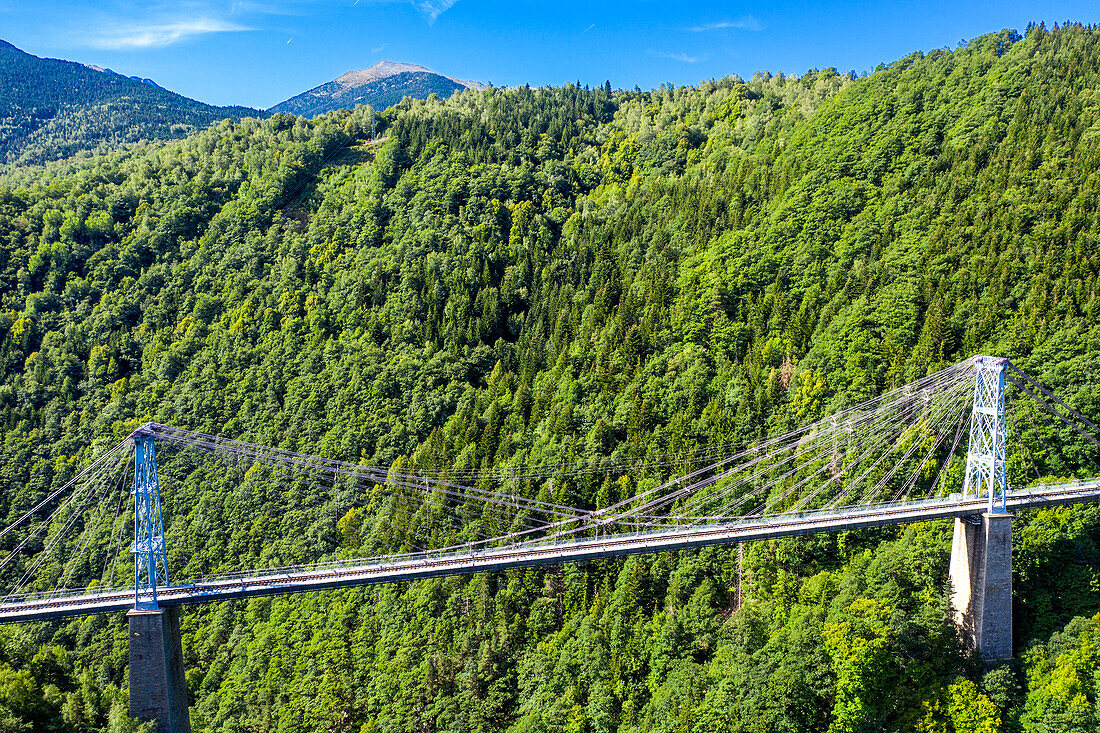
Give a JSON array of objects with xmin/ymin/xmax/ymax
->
[
  {"xmin": 0, "ymin": 40, "xmax": 486, "ymax": 167},
  {"xmin": 0, "ymin": 39, "xmax": 261, "ymax": 167},
  {"xmin": 268, "ymin": 61, "xmax": 486, "ymax": 117}
]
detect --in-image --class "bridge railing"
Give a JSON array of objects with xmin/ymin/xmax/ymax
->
[
  {"xmin": 150, "ymin": 478, "xmax": 1100, "ymax": 592},
  {"xmin": 1, "ymin": 583, "xmax": 132, "ymax": 606},
  {"xmin": 8, "ymin": 478, "xmax": 1100, "ymax": 610}
]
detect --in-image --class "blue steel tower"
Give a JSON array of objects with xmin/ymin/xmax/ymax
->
[
  {"xmin": 131, "ymin": 426, "xmax": 170, "ymax": 609},
  {"xmin": 962, "ymin": 356, "xmax": 1008, "ymax": 513}
]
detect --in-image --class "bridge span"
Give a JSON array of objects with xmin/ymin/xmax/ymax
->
[
  {"xmin": 4, "ymin": 478, "xmax": 1097, "ymax": 625},
  {"xmin": 2, "ymin": 355, "xmax": 1097, "ymax": 732}
]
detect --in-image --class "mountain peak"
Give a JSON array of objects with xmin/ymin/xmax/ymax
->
[
  {"xmin": 334, "ymin": 61, "xmax": 485, "ymax": 92},
  {"xmin": 268, "ymin": 62, "xmax": 486, "ymax": 116},
  {"xmin": 335, "ymin": 62, "xmax": 433, "ymax": 86}
]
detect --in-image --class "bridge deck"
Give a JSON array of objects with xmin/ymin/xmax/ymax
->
[{"xmin": 3, "ymin": 480, "xmax": 1099, "ymax": 623}]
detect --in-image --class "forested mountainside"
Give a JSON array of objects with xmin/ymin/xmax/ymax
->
[
  {"xmin": 3, "ymin": 22, "xmax": 1100, "ymax": 733},
  {"xmin": 0, "ymin": 39, "xmax": 261, "ymax": 168}
]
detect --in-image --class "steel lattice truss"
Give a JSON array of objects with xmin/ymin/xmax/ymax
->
[
  {"xmin": 132, "ymin": 429, "xmax": 170, "ymax": 609},
  {"xmin": 962, "ymin": 357, "xmax": 1008, "ymax": 512}
]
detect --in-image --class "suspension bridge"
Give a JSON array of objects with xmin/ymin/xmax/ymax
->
[{"xmin": 0, "ymin": 355, "xmax": 1097, "ymax": 732}]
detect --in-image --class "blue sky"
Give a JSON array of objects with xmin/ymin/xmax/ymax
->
[{"xmin": 2, "ymin": 1, "xmax": 1098, "ymax": 110}]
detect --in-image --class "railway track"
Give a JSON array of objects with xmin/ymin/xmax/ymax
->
[{"xmin": 4, "ymin": 479, "xmax": 1099, "ymax": 623}]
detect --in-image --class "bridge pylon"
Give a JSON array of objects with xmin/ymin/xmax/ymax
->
[
  {"xmin": 962, "ymin": 356, "xmax": 1008, "ymax": 513},
  {"xmin": 128, "ymin": 426, "xmax": 191, "ymax": 733},
  {"xmin": 132, "ymin": 426, "xmax": 170, "ymax": 610},
  {"xmin": 950, "ymin": 356, "xmax": 1013, "ymax": 661}
]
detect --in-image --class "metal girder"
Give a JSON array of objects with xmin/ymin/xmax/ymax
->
[
  {"xmin": 131, "ymin": 428, "xmax": 170, "ymax": 610},
  {"xmin": 4, "ymin": 478, "xmax": 1100, "ymax": 623},
  {"xmin": 963, "ymin": 356, "xmax": 1009, "ymax": 513}
]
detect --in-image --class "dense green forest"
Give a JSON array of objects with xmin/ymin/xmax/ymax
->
[
  {"xmin": 3, "ymin": 22, "xmax": 1100, "ymax": 732},
  {"xmin": 0, "ymin": 39, "xmax": 261, "ymax": 168}
]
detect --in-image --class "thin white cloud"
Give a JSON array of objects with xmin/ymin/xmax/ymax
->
[
  {"xmin": 581, "ymin": 23, "xmax": 595, "ymax": 35},
  {"xmin": 410, "ymin": 0, "xmax": 460, "ymax": 23},
  {"xmin": 650, "ymin": 50, "xmax": 703, "ymax": 63},
  {"xmin": 346, "ymin": 0, "xmax": 460, "ymax": 23},
  {"xmin": 229, "ymin": 1, "xmax": 299, "ymax": 15},
  {"xmin": 228, "ymin": 0, "xmax": 283, "ymax": 14},
  {"xmin": 687, "ymin": 17, "xmax": 763, "ymax": 32},
  {"xmin": 87, "ymin": 17, "xmax": 252, "ymax": 49},
  {"xmin": 67, "ymin": 0, "xmax": 457, "ymax": 52},
  {"xmin": 227, "ymin": 0, "xmax": 461, "ymax": 24},
  {"xmin": 372, "ymin": 43, "xmax": 387, "ymax": 53}
]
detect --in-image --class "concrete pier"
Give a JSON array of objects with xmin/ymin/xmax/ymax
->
[
  {"xmin": 128, "ymin": 607, "xmax": 191, "ymax": 733},
  {"xmin": 949, "ymin": 512, "xmax": 1013, "ymax": 661}
]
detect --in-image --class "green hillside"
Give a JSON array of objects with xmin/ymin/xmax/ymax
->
[
  {"xmin": 3, "ymin": 23, "xmax": 1100, "ymax": 732},
  {"xmin": 0, "ymin": 39, "xmax": 262, "ymax": 168}
]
